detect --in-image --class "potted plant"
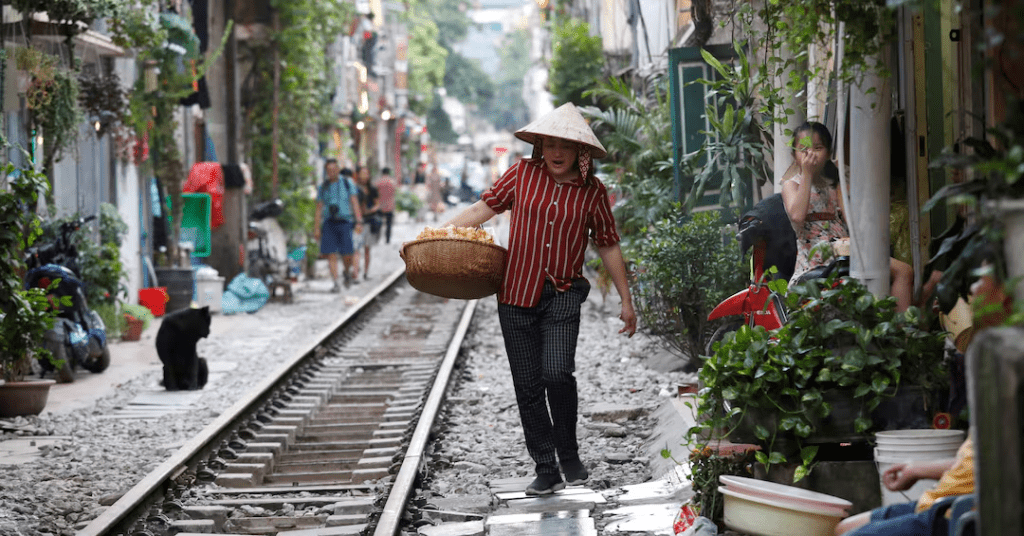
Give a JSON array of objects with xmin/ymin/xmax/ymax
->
[
  {"xmin": 13, "ymin": 47, "xmax": 84, "ymax": 173},
  {"xmin": 0, "ymin": 163, "xmax": 69, "ymax": 416},
  {"xmin": 689, "ymin": 274, "xmax": 949, "ymax": 482}
]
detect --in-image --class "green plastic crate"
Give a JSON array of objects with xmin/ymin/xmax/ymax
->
[{"xmin": 166, "ymin": 193, "xmax": 212, "ymax": 257}]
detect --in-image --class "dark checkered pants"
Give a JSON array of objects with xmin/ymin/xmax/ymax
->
[{"xmin": 497, "ymin": 278, "xmax": 590, "ymax": 476}]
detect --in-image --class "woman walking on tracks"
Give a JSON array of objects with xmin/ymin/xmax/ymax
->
[{"xmin": 443, "ymin": 102, "xmax": 637, "ymax": 496}]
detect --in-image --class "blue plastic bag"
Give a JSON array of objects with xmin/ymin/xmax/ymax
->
[{"xmin": 221, "ymin": 273, "xmax": 270, "ymax": 315}]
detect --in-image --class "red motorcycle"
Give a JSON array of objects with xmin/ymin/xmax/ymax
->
[{"xmin": 705, "ymin": 194, "xmax": 848, "ymax": 351}]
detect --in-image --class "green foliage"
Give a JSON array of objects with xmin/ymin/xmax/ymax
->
[
  {"xmin": 78, "ymin": 67, "xmax": 128, "ymax": 138},
  {"xmin": 444, "ymin": 53, "xmax": 493, "ymax": 109},
  {"xmin": 120, "ymin": 303, "xmax": 155, "ymax": 333},
  {"xmin": 737, "ymin": 0, "xmax": 896, "ymax": 128},
  {"xmin": 12, "ymin": 0, "xmax": 129, "ymax": 44},
  {"xmin": 422, "ymin": 0, "xmax": 471, "ymax": 48},
  {"xmin": 0, "ymin": 164, "xmax": 65, "ymax": 382},
  {"xmin": 631, "ymin": 210, "xmax": 747, "ymax": 360},
  {"xmin": 684, "ymin": 43, "xmax": 773, "ymax": 212},
  {"xmin": 924, "ymin": 95, "xmax": 1024, "ymax": 313},
  {"xmin": 427, "ymin": 99, "xmax": 458, "ymax": 145},
  {"xmin": 13, "ymin": 47, "xmax": 84, "ymax": 171},
  {"xmin": 549, "ymin": 18, "xmax": 603, "ymax": 107},
  {"xmin": 681, "ymin": 445, "xmax": 756, "ymax": 526},
  {"xmin": 580, "ymin": 76, "xmax": 680, "ymax": 255},
  {"xmin": 692, "ymin": 276, "xmax": 948, "ymax": 481},
  {"xmin": 37, "ymin": 204, "xmax": 128, "ymax": 306},
  {"xmin": 396, "ymin": 189, "xmax": 424, "ymax": 216},
  {"xmin": 240, "ymin": 0, "xmax": 351, "ymax": 241},
  {"xmin": 407, "ymin": 11, "xmax": 449, "ymax": 115}
]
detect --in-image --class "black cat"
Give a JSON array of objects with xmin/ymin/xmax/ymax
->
[{"xmin": 155, "ymin": 306, "xmax": 211, "ymax": 391}]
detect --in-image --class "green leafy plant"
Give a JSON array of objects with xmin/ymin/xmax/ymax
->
[
  {"xmin": 924, "ymin": 95, "xmax": 1024, "ymax": 313},
  {"xmin": 92, "ymin": 301, "xmax": 121, "ymax": 339},
  {"xmin": 0, "ymin": 163, "xmax": 67, "ymax": 382},
  {"xmin": 39, "ymin": 203, "xmax": 127, "ymax": 306},
  {"xmin": 580, "ymin": 76, "xmax": 680, "ymax": 255},
  {"xmin": 683, "ymin": 42, "xmax": 773, "ymax": 212},
  {"xmin": 13, "ymin": 47, "xmax": 84, "ymax": 171},
  {"xmin": 78, "ymin": 67, "xmax": 128, "ymax": 138},
  {"xmin": 396, "ymin": 189, "xmax": 424, "ymax": 217},
  {"xmin": 631, "ymin": 209, "xmax": 747, "ymax": 361},
  {"xmin": 691, "ymin": 275, "xmax": 948, "ymax": 482},
  {"xmin": 549, "ymin": 17, "xmax": 603, "ymax": 107},
  {"xmin": 665, "ymin": 444, "xmax": 756, "ymax": 526},
  {"xmin": 120, "ymin": 303, "xmax": 155, "ymax": 333},
  {"xmin": 240, "ymin": 0, "xmax": 352, "ymax": 241}
]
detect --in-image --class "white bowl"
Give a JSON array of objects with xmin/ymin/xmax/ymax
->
[
  {"xmin": 874, "ymin": 429, "xmax": 965, "ymax": 443},
  {"xmin": 718, "ymin": 486, "xmax": 847, "ymax": 536},
  {"xmin": 719, "ymin": 475, "xmax": 852, "ymax": 516}
]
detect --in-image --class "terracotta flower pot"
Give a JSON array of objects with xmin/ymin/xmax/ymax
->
[{"xmin": 0, "ymin": 379, "xmax": 57, "ymax": 418}]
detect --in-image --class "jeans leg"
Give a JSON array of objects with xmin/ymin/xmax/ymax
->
[
  {"xmin": 850, "ymin": 502, "xmax": 939, "ymax": 536},
  {"xmin": 498, "ymin": 302, "xmax": 558, "ymax": 475}
]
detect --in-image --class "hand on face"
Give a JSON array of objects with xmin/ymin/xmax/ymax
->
[{"xmin": 795, "ymin": 132, "xmax": 828, "ymax": 179}]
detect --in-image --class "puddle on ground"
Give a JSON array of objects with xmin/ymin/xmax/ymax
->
[{"xmin": 602, "ymin": 503, "xmax": 680, "ymax": 535}]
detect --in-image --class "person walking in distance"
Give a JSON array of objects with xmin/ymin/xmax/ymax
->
[
  {"xmin": 377, "ymin": 167, "xmax": 397, "ymax": 244},
  {"xmin": 441, "ymin": 102, "xmax": 637, "ymax": 496},
  {"xmin": 313, "ymin": 160, "xmax": 362, "ymax": 291},
  {"xmin": 355, "ymin": 165, "xmax": 381, "ymax": 280}
]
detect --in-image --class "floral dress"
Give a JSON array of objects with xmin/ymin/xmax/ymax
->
[{"xmin": 787, "ymin": 176, "xmax": 850, "ymax": 285}]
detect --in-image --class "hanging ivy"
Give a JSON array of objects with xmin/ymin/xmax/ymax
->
[
  {"xmin": 730, "ymin": 0, "xmax": 898, "ymax": 128},
  {"xmin": 13, "ymin": 47, "xmax": 84, "ymax": 171}
]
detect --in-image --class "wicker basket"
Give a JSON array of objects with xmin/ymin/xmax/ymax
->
[{"xmin": 401, "ymin": 238, "xmax": 507, "ymax": 299}]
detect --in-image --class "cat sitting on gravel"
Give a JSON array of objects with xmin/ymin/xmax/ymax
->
[{"xmin": 156, "ymin": 306, "xmax": 211, "ymax": 391}]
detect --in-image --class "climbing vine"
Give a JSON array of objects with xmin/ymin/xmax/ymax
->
[{"xmin": 242, "ymin": 0, "xmax": 352, "ymax": 237}]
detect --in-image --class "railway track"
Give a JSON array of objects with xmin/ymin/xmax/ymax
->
[{"xmin": 78, "ymin": 269, "xmax": 477, "ymax": 536}]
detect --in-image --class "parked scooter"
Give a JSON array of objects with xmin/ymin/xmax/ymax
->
[
  {"xmin": 247, "ymin": 199, "xmax": 290, "ymax": 283},
  {"xmin": 23, "ymin": 215, "xmax": 110, "ymax": 382}
]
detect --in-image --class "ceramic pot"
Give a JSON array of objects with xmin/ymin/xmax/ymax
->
[{"xmin": 0, "ymin": 379, "xmax": 56, "ymax": 418}]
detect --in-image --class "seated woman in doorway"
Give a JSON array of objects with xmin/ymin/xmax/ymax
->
[{"xmin": 781, "ymin": 121, "xmax": 926, "ymax": 312}]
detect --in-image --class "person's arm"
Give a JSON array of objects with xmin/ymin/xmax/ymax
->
[
  {"xmin": 443, "ymin": 200, "xmax": 497, "ymax": 228},
  {"xmin": 596, "ymin": 243, "xmax": 636, "ymax": 337},
  {"xmin": 782, "ymin": 170, "xmax": 814, "ymax": 226},
  {"xmin": 782, "ymin": 149, "xmax": 828, "ymax": 225},
  {"xmin": 313, "ymin": 201, "xmax": 323, "ymax": 239},
  {"xmin": 880, "ymin": 458, "xmax": 957, "ymax": 492},
  {"xmin": 350, "ymin": 193, "xmax": 363, "ymax": 229}
]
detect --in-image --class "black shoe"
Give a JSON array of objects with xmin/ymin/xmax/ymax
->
[
  {"xmin": 561, "ymin": 457, "xmax": 589, "ymax": 486},
  {"xmin": 525, "ymin": 473, "xmax": 565, "ymax": 496}
]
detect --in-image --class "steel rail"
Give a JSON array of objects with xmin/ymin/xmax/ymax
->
[
  {"xmin": 78, "ymin": 267, "xmax": 407, "ymax": 536},
  {"xmin": 373, "ymin": 297, "xmax": 478, "ymax": 536}
]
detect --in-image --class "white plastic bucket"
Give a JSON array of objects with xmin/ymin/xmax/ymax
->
[{"xmin": 874, "ymin": 429, "xmax": 965, "ymax": 506}]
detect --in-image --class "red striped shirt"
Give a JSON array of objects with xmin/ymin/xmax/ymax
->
[{"xmin": 481, "ymin": 159, "xmax": 620, "ymax": 307}]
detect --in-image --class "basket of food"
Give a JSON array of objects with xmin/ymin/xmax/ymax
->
[{"xmin": 401, "ymin": 226, "xmax": 507, "ymax": 300}]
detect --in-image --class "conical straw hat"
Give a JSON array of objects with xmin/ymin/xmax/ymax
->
[{"xmin": 514, "ymin": 102, "xmax": 607, "ymax": 159}]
